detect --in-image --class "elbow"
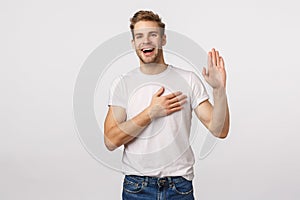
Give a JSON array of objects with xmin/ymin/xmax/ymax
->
[
  {"xmin": 209, "ymin": 125, "xmax": 229, "ymax": 139},
  {"xmin": 104, "ymin": 136, "xmax": 119, "ymax": 151},
  {"xmin": 217, "ymin": 131, "xmax": 228, "ymax": 139},
  {"xmin": 210, "ymin": 130, "xmax": 228, "ymax": 139},
  {"xmin": 105, "ymin": 142, "xmax": 117, "ymax": 151},
  {"xmin": 216, "ymin": 126, "xmax": 230, "ymax": 139}
]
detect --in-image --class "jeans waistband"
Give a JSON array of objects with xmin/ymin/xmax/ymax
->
[{"xmin": 125, "ymin": 175, "xmax": 190, "ymax": 187}]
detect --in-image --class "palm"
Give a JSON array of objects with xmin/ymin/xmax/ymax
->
[{"xmin": 202, "ymin": 48, "xmax": 226, "ymax": 89}]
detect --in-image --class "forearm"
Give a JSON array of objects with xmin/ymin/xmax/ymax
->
[
  {"xmin": 105, "ymin": 87, "xmax": 186, "ymax": 151},
  {"xmin": 209, "ymin": 87, "xmax": 230, "ymax": 138},
  {"xmin": 105, "ymin": 108, "xmax": 152, "ymax": 151}
]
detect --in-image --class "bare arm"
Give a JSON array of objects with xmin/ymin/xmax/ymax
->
[
  {"xmin": 194, "ymin": 91, "xmax": 229, "ymax": 138},
  {"xmin": 194, "ymin": 48, "xmax": 230, "ymax": 138},
  {"xmin": 104, "ymin": 105, "xmax": 151, "ymax": 151},
  {"xmin": 104, "ymin": 87, "xmax": 187, "ymax": 151}
]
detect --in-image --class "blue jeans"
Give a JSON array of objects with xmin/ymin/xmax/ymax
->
[{"xmin": 122, "ymin": 175, "xmax": 195, "ymax": 200}]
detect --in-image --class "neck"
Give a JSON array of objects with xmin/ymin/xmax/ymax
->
[
  {"xmin": 139, "ymin": 63, "xmax": 168, "ymax": 75},
  {"xmin": 139, "ymin": 54, "xmax": 167, "ymax": 75}
]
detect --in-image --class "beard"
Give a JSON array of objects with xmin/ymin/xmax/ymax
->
[{"xmin": 136, "ymin": 48, "xmax": 162, "ymax": 64}]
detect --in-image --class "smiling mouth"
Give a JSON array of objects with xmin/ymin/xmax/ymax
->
[{"xmin": 141, "ymin": 48, "xmax": 155, "ymax": 53}]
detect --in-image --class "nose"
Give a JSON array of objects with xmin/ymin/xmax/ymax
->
[{"xmin": 142, "ymin": 36, "xmax": 151, "ymax": 44}]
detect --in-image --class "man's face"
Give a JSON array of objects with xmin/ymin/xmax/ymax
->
[{"xmin": 132, "ymin": 21, "xmax": 166, "ymax": 64}]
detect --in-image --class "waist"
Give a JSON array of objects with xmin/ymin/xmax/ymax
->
[{"xmin": 125, "ymin": 175, "xmax": 191, "ymax": 187}]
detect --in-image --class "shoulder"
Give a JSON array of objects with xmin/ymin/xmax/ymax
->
[
  {"xmin": 111, "ymin": 67, "xmax": 139, "ymax": 83},
  {"xmin": 124, "ymin": 67, "xmax": 140, "ymax": 77},
  {"xmin": 169, "ymin": 65, "xmax": 200, "ymax": 80}
]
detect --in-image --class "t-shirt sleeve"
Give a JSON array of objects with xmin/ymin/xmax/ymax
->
[
  {"xmin": 190, "ymin": 72, "xmax": 209, "ymax": 110},
  {"xmin": 107, "ymin": 75, "xmax": 127, "ymax": 109}
]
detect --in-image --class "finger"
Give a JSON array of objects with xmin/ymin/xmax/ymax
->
[
  {"xmin": 202, "ymin": 67, "xmax": 209, "ymax": 82},
  {"xmin": 169, "ymin": 99, "xmax": 187, "ymax": 109},
  {"xmin": 211, "ymin": 48, "xmax": 216, "ymax": 66},
  {"xmin": 202, "ymin": 67, "xmax": 207, "ymax": 76},
  {"xmin": 165, "ymin": 91, "xmax": 182, "ymax": 99},
  {"xmin": 216, "ymin": 50, "xmax": 220, "ymax": 66},
  {"xmin": 168, "ymin": 94, "xmax": 187, "ymax": 104},
  {"xmin": 220, "ymin": 56, "xmax": 225, "ymax": 69},
  {"xmin": 155, "ymin": 87, "xmax": 164, "ymax": 97},
  {"xmin": 166, "ymin": 106, "xmax": 183, "ymax": 115},
  {"xmin": 208, "ymin": 52, "xmax": 213, "ymax": 69}
]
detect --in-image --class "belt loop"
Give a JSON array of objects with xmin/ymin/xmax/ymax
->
[
  {"xmin": 144, "ymin": 176, "xmax": 148, "ymax": 186},
  {"xmin": 167, "ymin": 177, "xmax": 173, "ymax": 188}
]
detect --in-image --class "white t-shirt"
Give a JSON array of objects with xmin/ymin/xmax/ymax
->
[{"xmin": 108, "ymin": 65, "xmax": 209, "ymax": 180}]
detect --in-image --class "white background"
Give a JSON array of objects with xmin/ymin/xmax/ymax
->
[{"xmin": 1, "ymin": 0, "xmax": 300, "ymax": 199}]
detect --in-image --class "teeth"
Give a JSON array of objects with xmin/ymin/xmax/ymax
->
[{"xmin": 142, "ymin": 48, "xmax": 154, "ymax": 52}]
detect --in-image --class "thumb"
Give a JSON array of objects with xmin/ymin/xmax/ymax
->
[
  {"xmin": 202, "ymin": 67, "xmax": 208, "ymax": 81},
  {"xmin": 155, "ymin": 86, "xmax": 164, "ymax": 97}
]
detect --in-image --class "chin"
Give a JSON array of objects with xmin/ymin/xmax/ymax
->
[
  {"xmin": 142, "ymin": 59, "xmax": 156, "ymax": 64},
  {"xmin": 141, "ymin": 54, "xmax": 160, "ymax": 64}
]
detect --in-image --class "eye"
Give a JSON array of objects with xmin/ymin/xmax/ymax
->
[
  {"xmin": 151, "ymin": 33, "xmax": 158, "ymax": 37},
  {"xmin": 135, "ymin": 35, "xmax": 142, "ymax": 39}
]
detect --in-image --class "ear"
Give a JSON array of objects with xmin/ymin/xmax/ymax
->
[
  {"xmin": 131, "ymin": 39, "xmax": 135, "ymax": 49},
  {"xmin": 162, "ymin": 34, "xmax": 167, "ymax": 46}
]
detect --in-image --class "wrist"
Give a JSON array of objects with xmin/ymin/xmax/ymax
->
[
  {"xmin": 132, "ymin": 107, "xmax": 152, "ymax": 127},
  {"xmin": 213, "ymin": 86, "xmax": 226, "ymax": 97},
  {"xmin": 145, "ymin": 107, "xmax": 154, "ymax": 122}
]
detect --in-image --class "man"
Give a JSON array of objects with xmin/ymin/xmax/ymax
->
[{"xmin": 104, "ymin": 10, "xmax": 230, "ymax": 200}]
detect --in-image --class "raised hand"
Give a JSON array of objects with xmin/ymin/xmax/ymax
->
[
  {"xmin": 202, "ymin": 48, "xmax": 227, "ymax": 89},
  {"xmin": 147, "ymin": 87, "xmax": 187, "ymax": 120}
]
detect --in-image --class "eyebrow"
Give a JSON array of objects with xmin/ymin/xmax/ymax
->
[
  {"xmin": 148, "ymin": 31, "xmax": 158, "ymax": 34},
  {"xmin": 134, "ymin": 31, "xmax": 159, "ymax": 36}
]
